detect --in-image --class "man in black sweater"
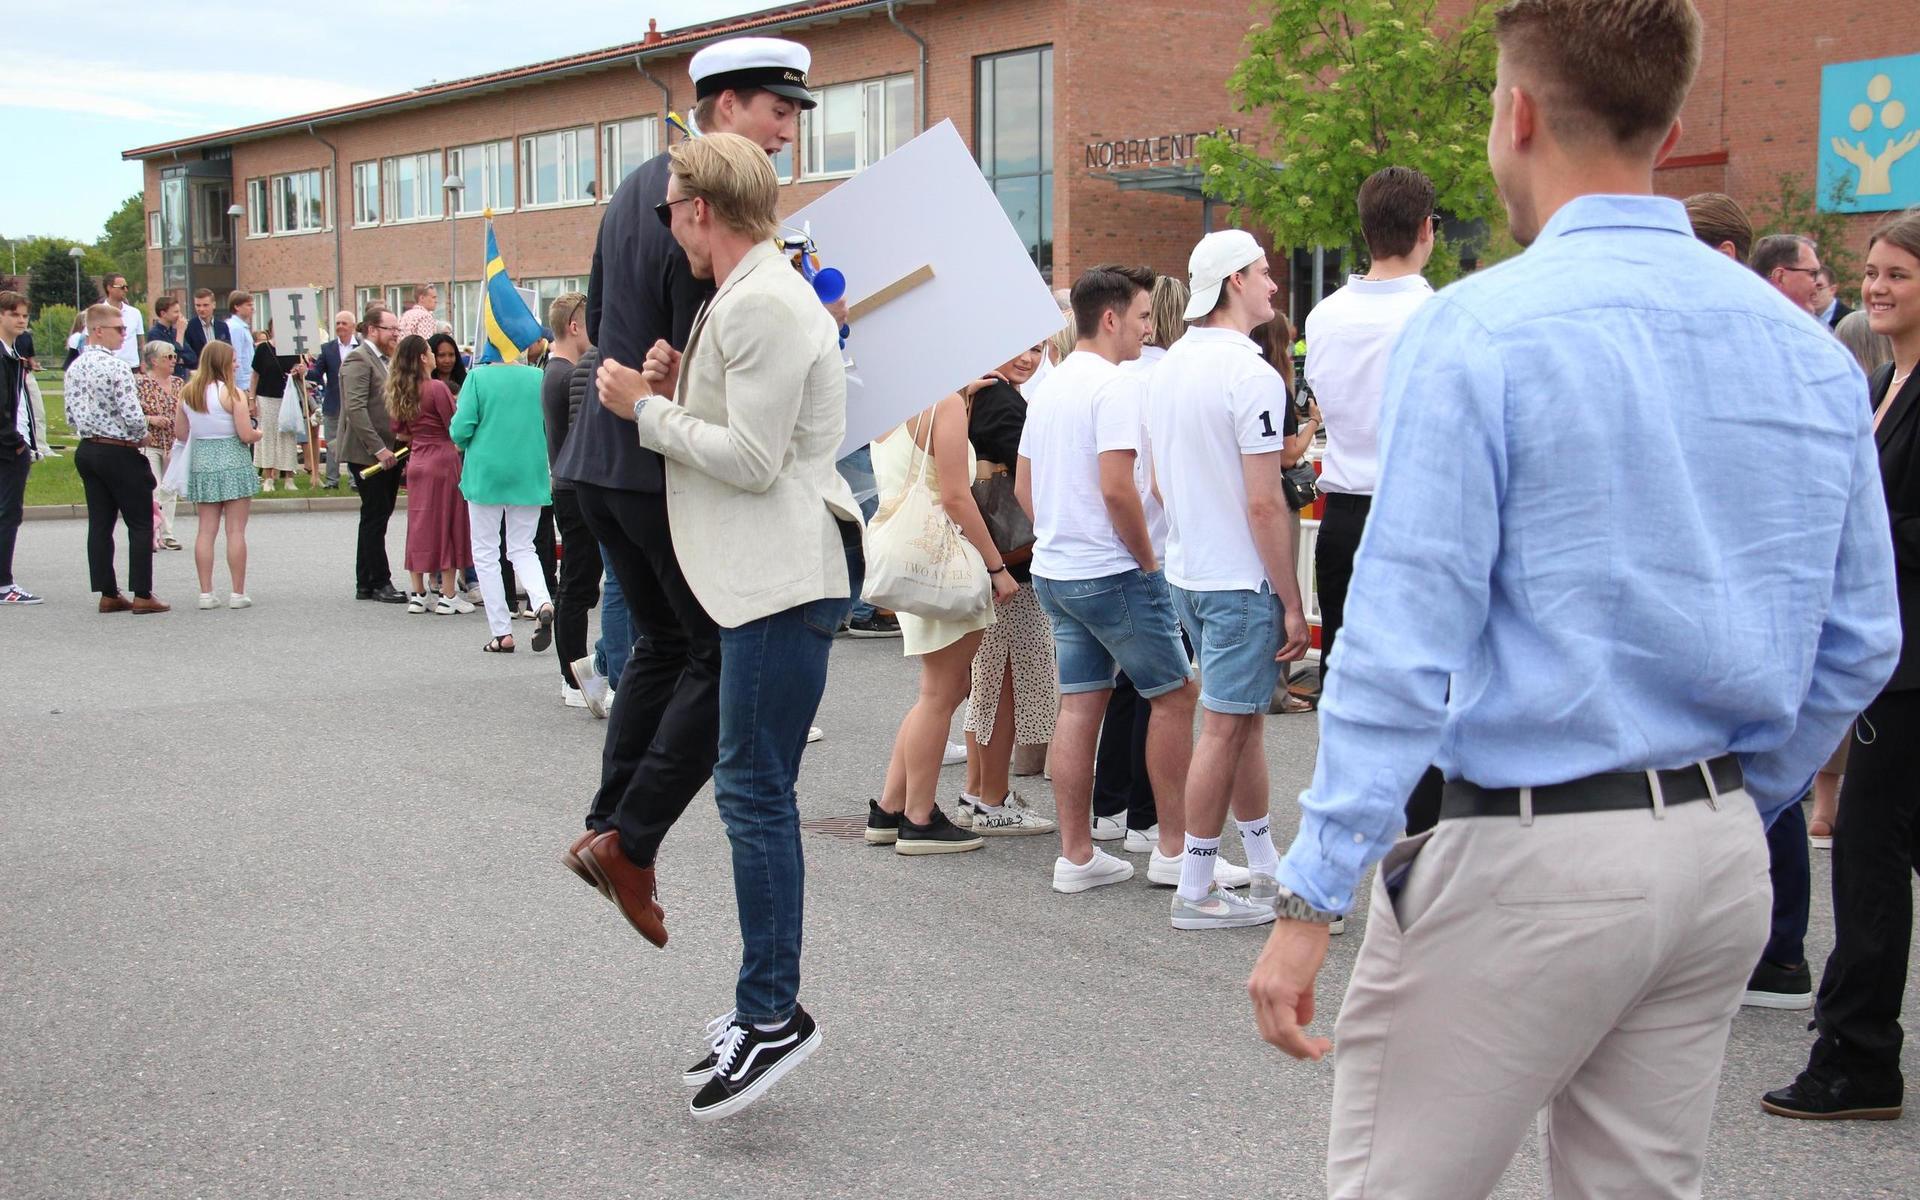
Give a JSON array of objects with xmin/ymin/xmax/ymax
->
[{"xmin": 542, "ymin": 293, "xmax": 608, "ymax": 714}]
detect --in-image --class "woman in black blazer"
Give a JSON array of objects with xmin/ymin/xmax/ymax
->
[{"xmin": 1766, "ymin": 208, "xmax": 1920, "ymax": 1122}]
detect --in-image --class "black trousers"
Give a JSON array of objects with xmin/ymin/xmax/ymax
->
[
  {"xmin": 348, "ymin": 462, "xmax": 402, "ymax": 593},
  {"xmin": 0, "ymin": 447, "xmax": 29, "ymax": 588},
  {"xmin": 74, "ymin": 440, "xmax": 154, "ymax": 598},
  {"xmin": 574, "ymin": 482, "xmax": 721, "ymax": 867},
  {"xmin": 499, "ymin": 505, "xmax": 558, "ymax": 614},
  {"xmin": 1092, "ymin": 671, "xmax": 1157, "ymax": 830},
  {"xmin": 551, "ymin": 490, "xmax": 603, "ymax": 686},
  {"xmin": 1814, "ymin": 688, "xmax": 1920, "ymax": 1087}
]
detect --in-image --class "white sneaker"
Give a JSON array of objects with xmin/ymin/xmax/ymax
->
[
  {"xmin": 1091, "ymin": 813, "xmax": 1127, "ymax": 842},
  {"xmin": 562, "ymin": 683, "xmax": 587, "ymax": 708},
  {"xmin": 1053, "ymin": 848, "xmax": 1135, "ymax": 894},
  {"xmin": 227, "ymin": 593, "xmax": 251, "ymax": 609},
  {"xmin": 451, "ymin": 595, "xmax": 476, "ymax": 614},
  {"xmin": 464, "ymin": 587, "xmax": 484, "ymax": 604},
  {"xmin": 953, "ymin": 795, "xmax": 977, "ymax": 828},
  {"xmin": 405, "ymin": 592, "xmax": 428, "ymax": 614},
  {"xmin": 572, "ymin": 657, "xmax": 612, "ymax": 719},
  {"xmin": 261, "ymin": 477, "xmax": 275, "ymax": 493},
  {"xmin": 1147, "ymin": 850, "xmax": 1251, "ymax": 889},
  {"xmin": 973, "ymin": 798, "xmax": 1057, "ymax": 836},
  {"xmin": 1123, "ymin": 824, "xmax": 1160, "ymax": 854},
  {"xmin": 197, "ymin": 593, "xmax": 219, "ymax": 610},
  {"xmin": 807, "ymin": 726, "xmax": 824, "ymax": 744},
  {"xmin": 942, "ymin": 740, "xmax": 967, "ymax": 766},
  {"xmin": 434, "ymin": 595, "xmax": 457, "ymax": 615}
]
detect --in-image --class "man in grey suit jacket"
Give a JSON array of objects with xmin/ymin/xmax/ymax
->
[
  {"xmin": 340, "ymin": 306, "xmax": 404, "ymax": 602},
  {"xmin": 592, "ymin": 131, "xmax": 862, "ymax": 1124}
]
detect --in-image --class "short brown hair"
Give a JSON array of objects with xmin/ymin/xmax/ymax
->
[
  {"xmin": 668, "ymin": 132, "xmax": 779, "ymax": 242},
  {"xmin": 1750, "ymin": 234, "xmax": 1815, "ymax": 280},
  {"xmin": 1683, "ymin": 192, "xmax": 1752, "ymax": 262},
  {"xmin": 0, "ymin": 290, "xmax": 24, "ymax": 315},
  {"xmin": 1070, "ymin": 265, "xmax": 1155, "ymax": 339},
  {"xmin": 548, "ymin": 292, "xmax": 587, "ymax": 336},
  {"xmin": 361, "ymin": 304, "xmax": 390, "ymax": 329},
  {"xmin": 154, "ymin": 295, "xmax": 179, "ymax": 318},
  {"xmin": 1868, "ymin": 207, "xmax": 1920, "ymax": 266},
  {"xmin": 1357, "ymin": 166, "xmax": 1436, "ymax": 260},
  {"xmin": 1493, "ymin": 0, "xmax": 1701, "ymax": 149},
  {"xmin": 85, "ymin": 303, "xmax": 120, "ymax": 330},
  {"xmin": 192, "ymin": 288, "xmax": 215, "ymax": 301},
  {"xmin": 228, "ymin": 290, "xmax": 252, "ymax": 309},
  {"xmin": 692, "ymin": 87, "xmax": 770, "ymax": 131}
]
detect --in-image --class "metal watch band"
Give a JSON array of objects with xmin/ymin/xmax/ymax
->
[{"xmin": 1277, "ymin": 890, "xmax": 1344, "ymax": 925}]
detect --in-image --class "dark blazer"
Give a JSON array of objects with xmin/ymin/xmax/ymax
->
[
  {"xmin": 308, "ymin": 337, "xmax": 356, "ymax": 416},
  {"xmin": 554, "ymin": 149, "xmax": 713, "ymax": 494},
  {"xmin": 180, "ymin": 315, "xmax": 227, "ymax": 372},
  {"xmin": 146, "ymin": 321, "xmax": 185, "ymax": 378},
  {"xmin": 1870, "ymin": 361, "xmax": 1920, "ymax": 693},
  {"xmin": 1828, "ymin": 299, "xmax": 1856, "ymax": 331}
]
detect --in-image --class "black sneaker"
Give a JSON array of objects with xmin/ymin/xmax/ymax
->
[
  {"xmin": 1743, "ymin": 959, "xmax": 1813, "ymax": 1010},
  {"xmin": 846, "ymin": 611, "xmax": 902, "ymax": 638},
  {"xmin": 1762, "ymin": 1062, "xmax": 1903, "ymax": 1121},
  {"xmin": 688, "ymin": 1007, "xmax": 822, "ymax": 1122},
  {"xmin": 682, "ymin": 1009, "xmax": 736, "ymax": 1087},
  {"xmin": 864, "ymin": 799, "xmax": 901, "ymax": 846},
  {"xmin": 895, "ymin": 805, "xmax": 984, "ymax": 856}
]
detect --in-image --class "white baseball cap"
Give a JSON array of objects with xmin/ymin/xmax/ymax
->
[{"xmin": 1183, "ymin": 230, "xmax": 1266, "ymax": 321}]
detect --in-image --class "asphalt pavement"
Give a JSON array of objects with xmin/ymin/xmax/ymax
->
[{"xmin": 2, "ymin": 510, "xmax": 1914, "ymax": 1199}]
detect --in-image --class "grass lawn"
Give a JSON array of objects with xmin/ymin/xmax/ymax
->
[{"xmin": 22, "ymin": 372, "xmax": 86, "ymax": 507}]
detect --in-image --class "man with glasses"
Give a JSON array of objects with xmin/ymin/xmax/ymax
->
[
  {"xmin": 339, "ymin": 305, "xmax": 405, "ymax": 603},
  {"xmin": 102, "ymin": 274, "xmax": 145, "ymax": 369},
  {"xmin": 1753, "ymin": 234, "xmax": 1824, "ymax": 315},
  {"xmin": 65, "ymin": 304, "xmax": 169, "ymax": 613}
]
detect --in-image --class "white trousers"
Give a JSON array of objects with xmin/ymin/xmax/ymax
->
[
  {"xmin": 468, "ymin": 502, "xmax": 550, "ymax": 637},
  {"xmin": 139, "ymin": 447, "xmax": 177, "ymax": 541}
]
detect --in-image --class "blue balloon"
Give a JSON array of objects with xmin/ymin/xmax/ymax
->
[{"xmin": 811, "ymin": 267, "xmax": 846, "ymax": 305}]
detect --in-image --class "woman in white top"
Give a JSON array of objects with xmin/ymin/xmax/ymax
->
[
  {"xmin": 173, "ymin": 341, "xmax": 261, "ymax": 608},
  {"xmin": 866, "ymin": 390, "xmax": 1016, "ymax": 854}
]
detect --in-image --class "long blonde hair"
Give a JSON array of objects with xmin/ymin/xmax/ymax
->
[{"xmin": 184, "ymin": 341, "xmax": 237, "ymax": 413}]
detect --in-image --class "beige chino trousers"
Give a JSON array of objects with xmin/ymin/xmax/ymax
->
[{"xmin": 1327, "ymin": 779, "xmax": 1771, "ymax": 1200}]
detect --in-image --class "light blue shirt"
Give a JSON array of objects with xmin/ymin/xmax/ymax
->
[
  {"xmin": 1278, "ymin": 194, "xmax": 1901, "ymax": 913},
  {"xmin": 227, "ymin": 315, "xmax": 254, "ymax": 391}
]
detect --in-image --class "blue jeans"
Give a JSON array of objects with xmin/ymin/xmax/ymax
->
[
  {"xmin": 593, "ymin": 555, "xmax": 631, "ymax": 683},
  {"xmin": 1033, "ymin": 568, "xmax": 1192, "ymax": 699},
  {"xmin": 715, "ymin": 531, "xmax": 862, "ymax": 1023},
  {"xmin": 1172, "ymin": 585, "xmax": 1284, "ymax": 715},
  {"xmin": 836, "ymin": 446, "xmax": 878, "ymax": 623}
]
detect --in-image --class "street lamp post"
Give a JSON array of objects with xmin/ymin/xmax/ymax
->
[
  {"xmin": 68, "ymin": 245, "xmax": 84, "ymax": 310},
  {"xmin": 443, "ymin": 175, "xmax": 466, "ymax": 337}
]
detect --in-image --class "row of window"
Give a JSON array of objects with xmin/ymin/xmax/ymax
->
[{"xmin": 351, "ymin": 275, "xmax": 590, "ymax": 347}]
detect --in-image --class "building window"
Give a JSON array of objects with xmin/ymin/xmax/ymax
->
[
  {"xmin": 602, "ymin": 118, "xmax": 659, "ymax": 198},
  {"xmin": 147, "ymin": 212, "xmax": 161, "ymax": 248},
  {"xmin": 447, "ymin": 280, "xmax": 481, "ymax": 346},
  {"xmin": 352, "ymin": 161, "xmax": 381, "ymax": 226},
  {"xmin": 520, "ymin": 126, "xmax": 596, "ymax": 208},
  {"xmin": 976, "ymin": 46, "xmax": 1055, "ymax": 280},
  {"xmin": 354, "ymin": 286, "xmax": 382, "ymax": 316},
  {"xmin": 521, "ymin": 276, "xmax": 589, "ymax": 320},
  {"xmin": 447, "ymin": 140, "xmax": 513, "ymax": 216},
  {"xmin": 800, "ymin": 74, "xmax": 914, "ymax": 180},
  {"xmin": 246, "ymin": 179, "xmax": 270, "ymax": 237},
  {"xmin": 771, "ymin": 143, "xmax": 794, "ymax": 185},
  {"xmin": 382, "ymin": 151, "xmax": 444, "ymax": 223},
  {"xmin": 273, "ymin": 169, "xmax": 326, "ymax": 235}
]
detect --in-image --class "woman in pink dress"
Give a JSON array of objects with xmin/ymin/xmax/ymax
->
[{"xmin": 387, "ymin": 334, "xmax": 473, "ymax": 614}]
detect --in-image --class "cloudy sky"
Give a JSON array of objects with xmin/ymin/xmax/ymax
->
[{"xmin": 4, "ymin": 0, "xmax": 765, "ymax": 243}]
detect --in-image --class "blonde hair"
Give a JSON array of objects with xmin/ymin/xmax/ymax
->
[
  {"xmin": 668, "ymin": 132, "xmax": 779, "ymax": 242},
  {"xmin": 1833, "ymin": 310, "xmax": 1892, "ymax": 377},
  {"xmin": 1148, "ymin": 276, "xmax": 1190, "ymax": 348},
  {"xmin": 85, "ymin": 302, "xmax": 119, "ymax": 331},
  {"xmin": 184, "ymin": 341, "xmax": 237, "ymax": 414}
]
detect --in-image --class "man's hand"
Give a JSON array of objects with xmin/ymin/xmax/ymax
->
[
  {"xmin": 375, "ymin": 447, "xmax": 397, "ymax": 469},
  {"xmin": 1277, "ymin": 602, "xmax": 1311, "ymax": 662},
  {"xmin": 824, "ymin": 298, "xmax": 850, "ymax": 329},
  {"xmin": 597, "ymin": 358, "xmax": 650, "ymax": 422},
  {"xmin": 1248, "ymin": 918, "xmax": 1333, "ymax": 1060},
  {"xmin": 640, "ymin": 339, "xmax": 682, "ymax": 401}
]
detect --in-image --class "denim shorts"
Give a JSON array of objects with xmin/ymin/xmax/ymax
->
[
  {"xmin": 1032, "ymin": 568, "xmax": 1193, "ymax": 699},
  {"xmin": 1171, "ymin": 586, "xmax": 1284, "ymax": 715}
]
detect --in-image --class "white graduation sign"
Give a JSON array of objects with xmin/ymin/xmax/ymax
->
[
  {"xmin": 790, "ymin": 120, "xmax": 1064, "ymax": 459},
  {"xmin": 266, "ymin": 287, "xmax": 325, "ymax": 357}
]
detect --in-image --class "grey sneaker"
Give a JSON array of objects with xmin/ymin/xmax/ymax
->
[
  {"xmin": 1171, "ymin": 884, "xmax": 1278, "ymax": 931},
  {"xmin": 1248, "ymin": 872, "xmax": 1347, "ymax": 935}
]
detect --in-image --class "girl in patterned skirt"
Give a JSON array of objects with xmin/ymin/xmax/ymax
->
[{"xmin": 177, "ymin": 341, "xmax": 262, "ymax": 609}]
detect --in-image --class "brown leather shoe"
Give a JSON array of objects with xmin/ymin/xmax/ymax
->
[
  {"xmin": 562, "ymin": 829, "xmax": 608, "ymax": 897},
  {"xmin": 98, "ymin": 594, "xmax": 132, "ymax": 613},
  {"xmin": 129, "ymin": 596, "xmax": 171, "ymax": 615},
  {"xmin": 577, "ymin": 830, "xmax": 668, "ymax": 948}
]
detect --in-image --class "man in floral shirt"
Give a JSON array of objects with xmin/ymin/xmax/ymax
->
[{"xmin": 65, "ymin": 304, "xmax": 169, "ymax": 613}]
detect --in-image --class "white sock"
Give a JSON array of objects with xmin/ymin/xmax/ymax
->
[
  {"xmin": 753, "ymin": 1020, "xmax": 785, "ymax": 1033},
  {"xmin": 962, "ymin": 791, "xmax": 984, "ymax": 809},
  {"xmin": 1177, "ymin": 834, "xmax": 1220, "ymax": 901},
  {"xmin": 1237, "ymin": 816, "xmax": 1279, "ymax": 877}
]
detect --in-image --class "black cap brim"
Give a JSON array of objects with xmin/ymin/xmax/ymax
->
[
  {"xmin": 697, "ymin": 67, "xmax": 817, "ymax": 109},
  {"xmin": 765, "ymin": 82, "xmax": 818, "ymax": 109}
]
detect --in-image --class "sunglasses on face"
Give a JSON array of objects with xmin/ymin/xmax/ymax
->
[{"xmin": 655, "ymin": 197, "xmax": 695, "ymax": 228}]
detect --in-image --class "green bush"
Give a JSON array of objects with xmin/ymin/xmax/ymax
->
[{"xmin": 30, "ymin": 304, "xmax": 75, "ymax": 363}]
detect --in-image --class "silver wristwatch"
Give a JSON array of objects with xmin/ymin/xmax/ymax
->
[{"xmin": 1273, "ymin": 886, "xmax": 1345, "ymax": 925}]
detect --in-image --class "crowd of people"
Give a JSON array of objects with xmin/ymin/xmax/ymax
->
[{"xmin": 1, "ymin": 0, "xmax": 1916, "ymax": 1189}]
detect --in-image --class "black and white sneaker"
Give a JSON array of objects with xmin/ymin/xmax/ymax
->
[
  {"xmin": 682, "ymin": 1009, "xmax": 736, "ymax": 1087},
  {"xmin": 895, "ymin": 806, "xmax": 984, "ymax": 855},
  {"xmin": 864, "ymin": 799, "xmax": 901, "ymax": 845},
  {"xmin": 688, "ymin": 1007, "xmax": 822, "ymax": 1122}
]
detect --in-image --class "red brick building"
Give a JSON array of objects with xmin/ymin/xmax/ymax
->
[{"xmin": 125, "ymin": 0, "xmax": 1897, "ymax": 335}]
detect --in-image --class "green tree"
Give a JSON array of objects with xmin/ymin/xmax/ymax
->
[
  {"xmin": 20, "ymin": 238, "xmax": 117, "ymax": 316},
  {"xmin": 30, "ymin": 304, "xmax": 77, "ymax": 364},
  {"xmin": 97, "ymin": 194, "xmax": 147, "ymax": 301},
  {"xmin": 1751, "ymin": 173, "xmax": 1862, "ymax": 301},
  {"xmin": 1197, "ymin": 0, "xmax": 1502, "ymax": 284}
]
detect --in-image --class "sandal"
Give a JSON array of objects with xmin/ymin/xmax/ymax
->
[
  {"xmin": 531, "ymin": 603, "xmax": 556, "ymax": 653},
  {"xmin": 1278, "ymin": 692, "xmax": 1317, "ymax": 714},
  {"xmin": 483, "ymin": 635, "xmax": 515, "ymax": 653}
]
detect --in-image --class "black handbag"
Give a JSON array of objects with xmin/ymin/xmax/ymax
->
[
  {"xmin": 971, "ymin": 463, "xmax": 1035, "ymax": 557},
  {"xmin": 1282, "ymin": 460, "xmax": 1320, "ymax": 512}
]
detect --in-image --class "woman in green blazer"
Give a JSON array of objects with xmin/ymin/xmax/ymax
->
[{"xmin": 451, "ymin": 361, "xmax": 554, "ymax": 652}]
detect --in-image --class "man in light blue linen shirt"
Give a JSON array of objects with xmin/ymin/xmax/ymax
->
[{"xmin": 1246, "ymin": 1, "xmax": 1901, "ymax": 1195}]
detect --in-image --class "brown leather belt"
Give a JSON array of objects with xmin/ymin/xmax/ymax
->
[
  {"xmin": 1440, "ymin": 754, "xmax": 1743, "ymax": 820},
  {"xmin": 82, "ymin": 436, "xmax": 143, "ymax": 449}
]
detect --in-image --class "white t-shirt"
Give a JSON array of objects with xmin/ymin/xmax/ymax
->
[
  {"xmin": 1019, "ymin": 350, "xmax": 1150, "ymax": 581},
  {"xmin": 1302, "ymin": 273, "xmax": 1433, "ymax": 495},
  {"xmin": 1121, "ymin": 345, "xmax": 1171, "ymax": 560},
  {"xmin": 115, "ymin": 302, "xmax": 143, "ymax": 366},
  {"xmin": 1146, "ymin": 327, "xmax": 1291, "ymax": 592}
]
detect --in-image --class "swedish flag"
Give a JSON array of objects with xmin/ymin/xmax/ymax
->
[{"xmin": 478, "ymin": 216, "xmax": 545, "ymax": 364}]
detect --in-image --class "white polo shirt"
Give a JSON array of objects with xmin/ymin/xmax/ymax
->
[
  {"xmin": 1145, "ymin": 326, "xmax": 1291, "ymax": 592},
  {"xmin": 115, "ymin": 302, "xmax": 144, "ymax": 366},
  {"xmin": 1020, "ymin": 350, "xmax": 1150, "ymax": 581},
  {"xmin": 1302, "ymin": 273, "xmax": 1433, "ymax": 495}
]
